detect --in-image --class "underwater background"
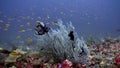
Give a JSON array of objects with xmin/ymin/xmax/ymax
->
[{"xmin": 0, "ymin": 0, "xmax": 120, "ymax": 45}]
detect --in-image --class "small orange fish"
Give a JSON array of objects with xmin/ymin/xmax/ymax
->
[
  {"xmin": 8, "ymin": 17, "xmax": 14, "ymax": 21},
  {"xmin": 19, "ymin": 30, "xmax": 26, "ymax": 33},
  {"xmin": 5, "ymin": 24, "xmax": 10, "ymax": 27},
  {"xmin": 47, "ymin": 15, "xmax": 50, "ymax": 19},
  {"xmin": 3, "ymin": 28, "xmax": 8, "ymax": 31},
  {"xmin": 27, "ymin": 22, "xmax": 30, "ymax": 26},
  {"xmin": 20, "ymin": 25, "xmax": 24, "ymax": 27},
  {"xmin": 27, "ymin": 28, "xmax": 33, "ymax": 31},
  {"xmin": 17, "ymin": 20, "xmax": 21, "ymax": 22},
  {"xmin": 51, "ymin": 22, "xmax": 56, "ymax": 26},
  {"xmin": 16, "ymin": 36, "xmax": 21, "ymax": 39},
  {"xmin": 26, "ymin": 38, "xmax": 33, "ymax": 43},
  {"xmin": 21, "ymin": 16, "xmax": 26, "ymax": 19},
  {"xmin": 0, "ymin": 20, "xmax": 4, "ymax": 23}
]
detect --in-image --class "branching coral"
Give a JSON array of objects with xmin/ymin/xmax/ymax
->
[{"xmin": 35, "ymin": 20, "xmax": 90, "ymax": 63}]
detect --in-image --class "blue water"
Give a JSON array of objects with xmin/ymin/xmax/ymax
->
[{"xmin": 0, "ymin": 0, "xmax": 120, "ymax": 43}]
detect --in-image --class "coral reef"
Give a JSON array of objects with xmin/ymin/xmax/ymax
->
[{"xmin": 35, "ymin": 20, "xmax": 90, "ymax": 63}]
